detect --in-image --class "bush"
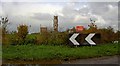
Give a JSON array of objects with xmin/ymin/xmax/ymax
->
[
  {"xmin": 17, "ymin": 25, "xmax": 28, "ymax": 44},
  {"xmin": 9, "ymin": 25, "xmax": 36, "ymax": 45},
  {"xmin": 36, "ymin": 32, "xmax": 68, "ymax": 46},
  {"xmin": 10, "ymin": 34, "xmax": 37, "ymax": 45},
  {"xmin": 36, "ymin": 32, "xmax": 50, "ymax": 45},
  {"xmin": 24, "ymin": 35, "xmax": 37, "ymax": 45}
]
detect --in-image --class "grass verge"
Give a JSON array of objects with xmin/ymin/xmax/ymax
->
[{"xmin": 3, "ymin": 43, "xmax": 119, "ymax": 61}]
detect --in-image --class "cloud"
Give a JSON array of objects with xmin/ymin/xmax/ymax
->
[
  {"xmin": 74, "ymin": 15, "xmax": 88, "ymax": 22},
  {"xmin": 32, "ymin": 13, "xmax": 52, "ymax": 20},
  {"xmin": 83, "ymin": 2, "xmax": 118, "ymax": 30},
  {"xmin": 1, "ymin": 0, "xmax": 119, "ymax": 2},
  {"xmin": 1, "ymin": 2, "xmax": 118, "ymax": 33},
  {"xmin": 2, "ymin": 2, "xmax": 63, "ymax": 16}
]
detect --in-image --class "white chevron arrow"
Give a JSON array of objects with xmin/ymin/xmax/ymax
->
[
  {"xmin": 85, "ymin": 33, "xmax": 96, "ymax": 45},
  {"xmin": 69, "ymin": 33, "xmax": 80, "ymax": 45}
]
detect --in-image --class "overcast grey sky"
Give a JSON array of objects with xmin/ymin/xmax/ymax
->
[{"xmin": 0, "ymin": 0, "xmax": 119, "ymax": 33}]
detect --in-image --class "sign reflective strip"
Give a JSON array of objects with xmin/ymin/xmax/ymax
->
[
  {"xmin": 85, "ymin": 33, "xmax": 96, "ymax": 45},
  {"xmin": 69, "ymin": 33, "xmax": 80, "ymax": 45}
]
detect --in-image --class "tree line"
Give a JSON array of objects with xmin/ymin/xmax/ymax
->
[{"xmin": 1, "ymin": 17, "xmax": 119, "ymax": 45}]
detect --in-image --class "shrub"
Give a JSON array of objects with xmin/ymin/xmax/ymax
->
[
  {"xmin": 36, "ymin": 32, "xmax": 68, "ymax": 46},
  {"xmin": 17, "ymin": 25, "xmax": 28, "ymax": 45},
  {"xmin": 24, "ymin": 35, "xmax": 37, "ymax": 45}
]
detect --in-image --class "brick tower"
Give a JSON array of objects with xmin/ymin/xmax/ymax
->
[{"xmin": 53, "ymin": 16, "xmax": 58, "ymax": 32}]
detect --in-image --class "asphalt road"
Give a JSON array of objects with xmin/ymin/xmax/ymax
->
[
  {"xmin": 62, "ymin": 55, "xmax": 119, "ymax": 64},
  {"xmin": 2, "ymin": 55, "xmax": 119, "ymax": 65}
]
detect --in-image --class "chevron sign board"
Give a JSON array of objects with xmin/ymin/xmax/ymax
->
[{"xmin": 69, "ymin": 33, "xmax": 101, "ymax": 46}]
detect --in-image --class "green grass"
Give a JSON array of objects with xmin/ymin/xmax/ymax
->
[
  {"xmin": 3, "ymin": 43, "xmax": 119, "ymax": 61},
  {"xmin": 0, "ymin": 35, "xmax": 1, "ymax": 59}
]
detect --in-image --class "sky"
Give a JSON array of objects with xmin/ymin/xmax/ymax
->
[{"xmin": 0, "ymin": 0, "xmax": 119, "ymax": 33}]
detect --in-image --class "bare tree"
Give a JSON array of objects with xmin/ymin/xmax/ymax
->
[
  {"xmin": 0, "ymin": 17, "xmax": 9, "ymax": 34},
  {"xmin": 0, "ymin": 17, "xmax": 9, "ymax": 44}
]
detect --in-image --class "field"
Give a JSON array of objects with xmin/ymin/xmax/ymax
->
[{"xmin": 3, "ymin": 43, "xmax": 119, "ymax": 61}]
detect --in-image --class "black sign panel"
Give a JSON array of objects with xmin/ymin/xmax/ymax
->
[{"xmin": 69, "ymin": 33, "xmax": 101, "ymax": 46}]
